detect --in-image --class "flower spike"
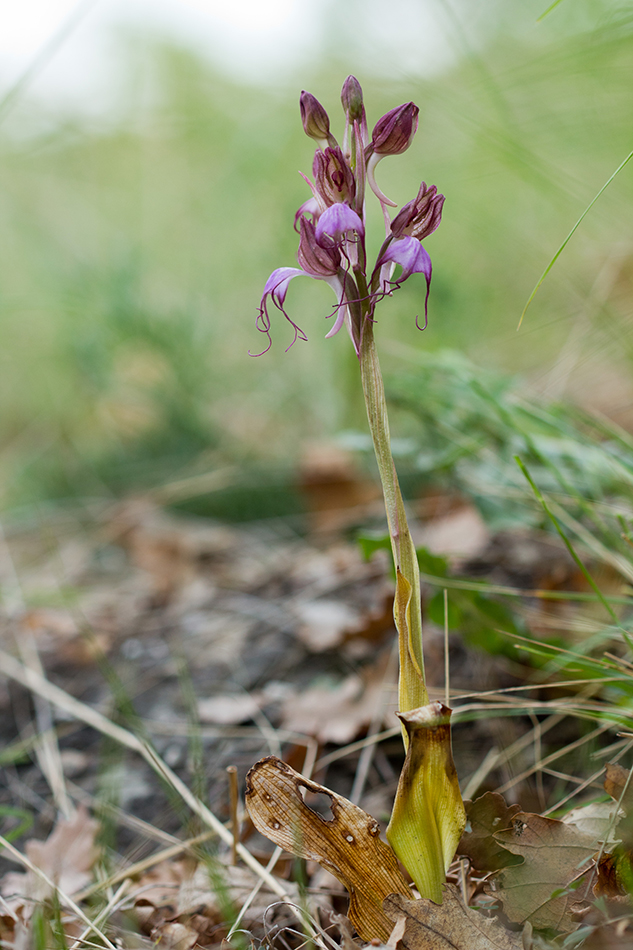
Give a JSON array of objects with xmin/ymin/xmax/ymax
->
[{"xmin": 255, "ymin": 84, "xmax": 439, "ymax": 351}]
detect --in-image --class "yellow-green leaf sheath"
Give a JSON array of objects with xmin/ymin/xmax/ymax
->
[{"xmin": 387, "ymin": 703, "xmax": 466, "ymax": 902}]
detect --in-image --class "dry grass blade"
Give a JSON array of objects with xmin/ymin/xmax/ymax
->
[
  {"xmin": 245, "ymin": 755, "xmax": 410, "ymax": 941},
  {"xmin": 0, "ymin": 649, "xmax": 290, "ymax": 901},
  {"xmin": 0, "ymin": 833, "xmax": 117, "ymax": 950},
  {"xmin": 75, "ymin": 830, "xmax": 216, "ymax": 901},
  {"xmin": 495, "ymin": 723, "xmax": 612, "ymax": 794},
  {"xmin": 69, "ymin": 879, "xmax": 131, "ymax": 950}
]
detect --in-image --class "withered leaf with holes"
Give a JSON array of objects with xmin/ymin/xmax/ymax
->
[
  {"xmin": 245, "ymin": 756, "xmax": 410, "ymax": 941},
  {"xmin": 488, "ymin": 812, "xmax": 597, "ymax": 932},
  {"xmin": 384, "ymin": 885, "xmax": 524, "ymax": 950},
  {"xmin": 457, "ymin": 791, "xmax": 522, "ymax": 873}
]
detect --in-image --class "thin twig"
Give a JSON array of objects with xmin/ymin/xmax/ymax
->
[
  {"xmin": 227, "ymin": 766, "xmax": 239, "ymax": 865},
  {"xmin": 444, "ymin": 588, "xmax": 450, "ymax": 707}
]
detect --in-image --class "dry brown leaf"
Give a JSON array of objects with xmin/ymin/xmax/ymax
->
[
  {"xmin": 384, "ymin": 885, "xmax": 523, "ymax": 950},
  {"xmin": 20, "ymin": 608, "xmax": 111, "ymax": 665},
  {"xmin": 298, "ymin": 441, "xmax": 379, "ymax": 533},
  {"xmin": 413, "ymin": 505, "xmax": 490, "ymax": 560},
  {"xmin": 604, "ymin": 763, "xmax": 633, "ymax": 855},
  {"xmin": 133, "ymin": 858, "xmax": 307, "ymax": 946},
  {"xmin": 457, "ymin": 792, "xmax": 522, "ymax": 873},
  {"xmin": 605, "ymin": 763, "xmax": 633, "ymax": 812},
  {"xmin": 279, "ymin": 659, "xmax": 394, "ymax": 744},
  {"xmin": 563, "ymin": 801, "xmax": 623, "ymax": 845},
  {"xmin": 488, "ymin": 812, "xmax": 597, "ymax": 932},
  {"xmin": 295, "ymin": 599, "xmax": 362, "ymax": 652},
  {"xmin": 132, "ymin": 859, "xmax": 188, "ymax": 908},
  {"xmin": 594, "ymin": 853, "xmax": 625, "ymax": 899},
  {"xmin": 146, "ymin": 919, "xmax": 199, "ymax": 950},
  {"xmin": 197, "ymin": 692, "xmax": 261, "ymax": 725},
  {"xmin": 245, "ymin": 755, "xmax": 410, "ymax": 942},
  {"xmin": 1, "ymin": 806, "xmax": 99, "ymax": 910}
]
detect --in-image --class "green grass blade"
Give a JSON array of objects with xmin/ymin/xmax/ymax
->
[
  {"xmin": 518, "ymin": 148, "xmax": 633, "ymax": 328},
  {"xmin": 537, "ymin": 0, "xmax": 568, "ymax": 21},
  {"xmin": 514, "ymin": 455, "xmax": 633, "ymax": 650}
]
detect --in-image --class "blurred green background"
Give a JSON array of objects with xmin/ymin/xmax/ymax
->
[{"xmin": 1, "ymin": 1, "xmax": 632, "ymax": 512}]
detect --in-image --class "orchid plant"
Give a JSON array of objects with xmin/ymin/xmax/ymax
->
[{"xmin": 251, "ymin": 77, "xmax": 465, "ymax": 906}]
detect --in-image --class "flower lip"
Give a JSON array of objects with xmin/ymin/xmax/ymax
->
[
  {"xmin": 377, "ymin": 235, "xmax": 430, "ymax": 279},
  {"xmin": 315, "ymin": 203, "xmax": 365, "ymax": 247},
  {"xmin": 391, "ymin": 183, "xmax": 445, "ymax": 240},
  {"xmin": 370, "ymin": 102, "xmax": 419, "ymax": 156},
  {"xmin": 375, "ymin": 236, "xmax": 432, "ymax": 329}
]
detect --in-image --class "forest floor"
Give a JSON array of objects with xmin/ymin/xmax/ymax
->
[{"xmin": 0, "ymin": 477, "xmax": 629, "ymax": 949}]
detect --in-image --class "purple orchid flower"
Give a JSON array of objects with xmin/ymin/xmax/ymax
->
[{"xmin": 253, "ymin": 77, "xmax": 444, "ymax": 355}]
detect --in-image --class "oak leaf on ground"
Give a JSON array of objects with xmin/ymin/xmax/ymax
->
[
  {"xmin": 279, "ymin": 659, "xmax": 394, "ymax": 744},
  {"xmin": 457, "ymin": 792, "xmax": 522, "ymax": 873},
  {"xmin": 488, "ymin": 812, "xmax": 597, "ymax": 932},
  {"xmin": 384, "ymin": 885, "xmax": 523, "ymax": 950},
  {"xmin": 0, "ymin": 807, "xmax": 98, "ymax": 912}
]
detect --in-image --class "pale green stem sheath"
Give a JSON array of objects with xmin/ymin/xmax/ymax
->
[
  {"xmin": 359, "ymin": 320, "xmax": 428, "ymax": 721},
  {"xmin": 386, "ymin": 704, "xmax": 466, "ymax": 901}
]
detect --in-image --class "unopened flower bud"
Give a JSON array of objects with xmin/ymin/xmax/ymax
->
[
  {"xmin": 371, "ymin": 102, "xmax": 419, "ymax": 156},
  {"xmin": 297, "ymin": 217, "xmax": 339, "ymax": 276},
  {"xmin": 391, "ymin": 182, "xmax": 445, "ymax": 240},
  {"xmin": 341, "ymin": 75, "xmax": 365, "ymax": 123},
  {"xmin": 300, "ymin": 91, "xmax": 331, "ymax": 144},
  {"xmin": 313, "ymin": 146, "xmax": 356, "ymax": 206}
]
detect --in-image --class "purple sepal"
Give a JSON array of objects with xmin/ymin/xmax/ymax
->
[
  {"xmin": 313, "ymin": 147, "xmax": 355, "ymax": 207},
  {"xmin": 254, "ymin": 265, "xmax": 346, "ymax": 355},
  {"xmin": 391, "ymin": 183, "xmax": 445, "ymax": 240},
  {"xmin": 315, "ymin": 203, "xmax": 364, "ymax": 246},
  {"xmin": 294, "ymin": 194, "xmax": 319, "ymax": 231},
  {"xmin": 297, "ymin": 217, "xmax": 340, "ymax": 276}
]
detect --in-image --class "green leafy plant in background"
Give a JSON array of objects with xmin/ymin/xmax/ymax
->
[{"xmin": 2, "ymin": 7, "xmax": 633, "ymax": 511}]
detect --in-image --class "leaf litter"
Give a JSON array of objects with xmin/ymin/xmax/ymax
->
[{"xmin": 1, "ymin": 495, "xmax": 633, "ymax": 948}]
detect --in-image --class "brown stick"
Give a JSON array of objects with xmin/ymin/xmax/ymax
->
[{"xmin": 226, "ymin": 766, "xmax": 239, "ymax": 865}]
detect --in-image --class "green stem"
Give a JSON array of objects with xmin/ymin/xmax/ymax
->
[{"xmin": 359, "ymin": 320, "xmax": 428, "ymax": 718}]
